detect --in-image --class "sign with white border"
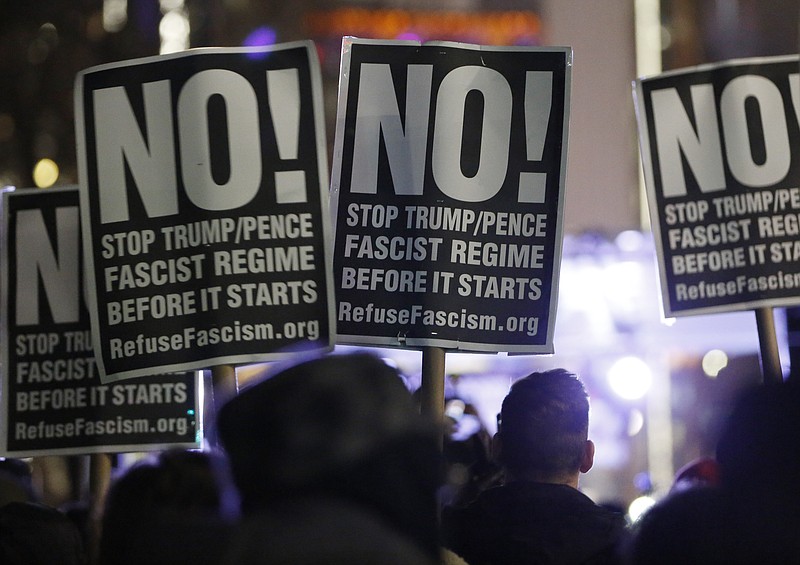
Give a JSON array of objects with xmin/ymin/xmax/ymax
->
[
  {"xmin": 331, "ymin": 39, "xmax": 572, "ymax": 353},
  {"xmin": 75, "ymin": 43, "xmax": 335, "ymax": 382},
  {"xmin": 1, "ymin": 186, "xmax": 200, "ymax": 456},
  {"xmin": 635, "ymin": 55, "xmax": 800, "ymax": 317}
]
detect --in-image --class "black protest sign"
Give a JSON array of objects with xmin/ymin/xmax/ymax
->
[
  {"xmin": 75, "ymin": 43, "xmax": 334, "ymax": 382},
  {"xmin": 331, "ymin": 39, "xmax": 571, "ymax": 353},
  {"xmin": 1, "ymin": 187, "xmax": 199, "ymax": 457},
  {"xmin": 635, "ymin": 56, "xmax": 800, "ymax": 317}
]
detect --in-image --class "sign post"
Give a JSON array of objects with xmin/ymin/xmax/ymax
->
[
  {"xmin": 420, "ymin": 346, "xmax": 446, "ymax": 444},
  {"xmin": 634, "ymin": 55, "xmax": 800, "ymax": 382},
  {"xmin": 755, "ymin": 307, "xmax": 782, "ymax": 383},
  {"xmin": 211, "ymin": 364, "xmax": 238, "ymax": 409},
  {"xmin": 74, "ymin": 43, "xmax": 335, "ymax": 384},
  {"xmin": 331, "ymin": 38, "xmax": 572, "ymax": 425},
  {"xmin": 0, "ymin": 186, "xmax": 201, "ymax": 456}
]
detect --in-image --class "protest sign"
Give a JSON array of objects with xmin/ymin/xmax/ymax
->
[
  {"xmin": 1, "ymin": 187, "xmax": 200, "ymax": 456},
  {"xmin": 635, "ymin": 55, "xmax": 800, "ymax": 317},
  {"xmin": 75, "ymin": 43, "xmax": 334, "ymax": 382},
  {"xmin": 331, "ymin": 39, "xmax": 571, "ymax": 353}
]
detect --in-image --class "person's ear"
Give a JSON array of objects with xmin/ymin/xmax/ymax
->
[
  {"xmin": 579, "ymin": 440, "xmax": 595, "ymax": 474},
  {"xmin": 491, "ymin": 432, "xmax": 502, "ymax": 462}
]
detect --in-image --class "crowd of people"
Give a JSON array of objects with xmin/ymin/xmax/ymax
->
[{"xmin": 1, "ymin": 351, "xmax": 797, "ymax": 564}]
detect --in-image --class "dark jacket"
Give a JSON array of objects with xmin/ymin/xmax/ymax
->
[{"xmin": 441, "ymin": 482, "xmax": 627, "ymax": 565}]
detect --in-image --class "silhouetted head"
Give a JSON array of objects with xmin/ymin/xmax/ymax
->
[
  {"xmin": 216, "ymin": 352, "xmax": 441, "ymax": 559},
  {"xmin": 0, "ymin": 502, "xmax": 85, "ymax": 565},
  {"xmin": 716, "ymin": 380, "xmax": 800, "ymax": 497},
  {"xmin": 496, "ymin": 369, "xmax": 593, "ymax": 483},
  {"xmin": 98, "ymin": 449, "xmax": 237, "ymax": 565}
]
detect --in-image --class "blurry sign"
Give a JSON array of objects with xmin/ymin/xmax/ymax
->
[
  {"xmin": 331, "ymin": 39, "xmax": 571, "ymax": 353},
  {"xmin": 0, "ymin": 187, "xmax": 200, "ymax": 456},
  {"xmin": 635, "ymin": 55, "xmax": 800, "ymax": 317},
  {"xmin": 74, "ymin": 43, "xmax": 335, "ymax": 382}
]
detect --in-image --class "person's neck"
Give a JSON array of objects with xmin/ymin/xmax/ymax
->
[{"xmin": 506, "ymin": 469, "xmax": 580, "ymax": 489}]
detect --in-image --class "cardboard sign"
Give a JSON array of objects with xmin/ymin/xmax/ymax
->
[
  {"xmin": 331, "ymin": 39, "xmax": 571, "ymax": 353},
  {"xmin": 635, "ymin": 55, "xmax": 800, "ymax": 317},
  {"xmin": 75, "ymin": 43, "xmax": 335, "ymax": 381},
  {"xmin": 1, "ymin": 187, "xmax": 200, "ymax": 456}
]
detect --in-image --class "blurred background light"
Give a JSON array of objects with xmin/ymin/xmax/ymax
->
[
  {"xmin": 243, "ymin": 26, "xmax": 277, "ymax": 48},
  {"xmin": 159, "ymin": 0, "xmax": 189, "ymax": 54},
  {"xmin": 627, "ymin": 495, "xmax": 656, "ymax": 522},
  {"xmin": 608, "ymin": 356, "xmax": 652, "ymax": 400},
  {"xmin": 103, "ymin": 0, "xmax": 128, "ymax": 33},
  {"xmin": 32, "ymin": 158, "xmax": 59, "ymax": 188},
  {"xmin": 627, "ymin": 408, "xmax": 645, "ymax": 436},
  {"xmin": 702, "ymin": 349, "xmax": 728, "ymax": 378},
  {"xmin": 614, "ymin": 229, "xmax": 647, "ymax": 252}
]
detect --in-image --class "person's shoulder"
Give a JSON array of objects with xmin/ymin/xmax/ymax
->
[
  {"xmin": 634, "ymin": 486, "xmax": 731, "ymax": 539},
  {"xmin": 229, "ymin": 497, "xmax": 439, "ymax": 564},
  {"xmin": 625, "ymin": 487, "xmax": 730, "ymax": 564},
  {"xmin": 440, "ymin": 486, "xmax": 508, "ymax": 549}
]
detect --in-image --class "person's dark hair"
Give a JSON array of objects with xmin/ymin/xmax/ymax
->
[
  {"xmin": 0, "ymin": 502, "xmax": 86, "ymax": 565},
  {"xmin": 217, "ymin": 352, "xmax": 442, "ymax": 560},
  {"xmin": 626, "ymin": 380, "xmax": 800, "ymax": 565},
  {"xmin": 625, "ymin": 486, "xmax": 730, "ymax": 565},
  {"xmin": 716, "ymin": 380, "xmax": 800, "ymax": 497},
  {"xmin": 102, "ymin": 449, "xmax": 237, "ymax": 520},
  {"xmin": 217, "ymin": 353, "xmax": 438, "ymax": 509},
  {"xmin": 98, "ymin": 449, "xmax": 237, "ymax": 565},
  {"xmin": 497, "ymin": 368, "xmax": 589, "ymax": 477}
]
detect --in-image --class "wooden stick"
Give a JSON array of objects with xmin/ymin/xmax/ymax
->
[
  {"xmin": 206, "ymin": 364, "xmax": 238, "ymax": 448},
  {"xmin": 419, "ymin": 346, "xmax": 446, "ymax": 451},
  {"xmin": 211, "ymin": 364, "xmax": 238, "ymax": 408},
  {"xmin": 88, "ymin": 453, "xmax": 112, "ymax": 563},
  {"xmin": 755, "ymin": 307, "xmax": 783, "ymax": 384}
]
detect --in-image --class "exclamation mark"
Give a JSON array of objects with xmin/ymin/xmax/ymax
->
[
  {"xmin": 267, "ymin": 68, "xmax": 307, "ymax": 203},
  {"xmin": 519, "ymin": 71, "xmax": 553, "ymax": 203}
]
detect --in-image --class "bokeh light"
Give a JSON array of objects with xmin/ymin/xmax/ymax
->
[
  {"xmin": 32, "ymin": 158, "xmax": 59, "ymax": 188},
  {"xmin": 103, "ymin": 0, "xmax": 128, "ymax": 32},
  {"xmin": 607, "ymin": 356, "xmax": 652, "ymax": 400},
  {"xmin": 702, "ymin": 349, "xmax": 728, "ymax": 378},
  {"xmin": 627, "ymin": 408, "xmax": 645, "ymax": 436},
  {"xmin": 628, "ymin": 495, "xmax": 657, "ymax": 522},
  {"xmin": 243, "ymin": 26, "xmax": 277, "ymax": 48},
  {"xmin": 159, "ymin": 1, "xmax": 189, "ymax": 54}
]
